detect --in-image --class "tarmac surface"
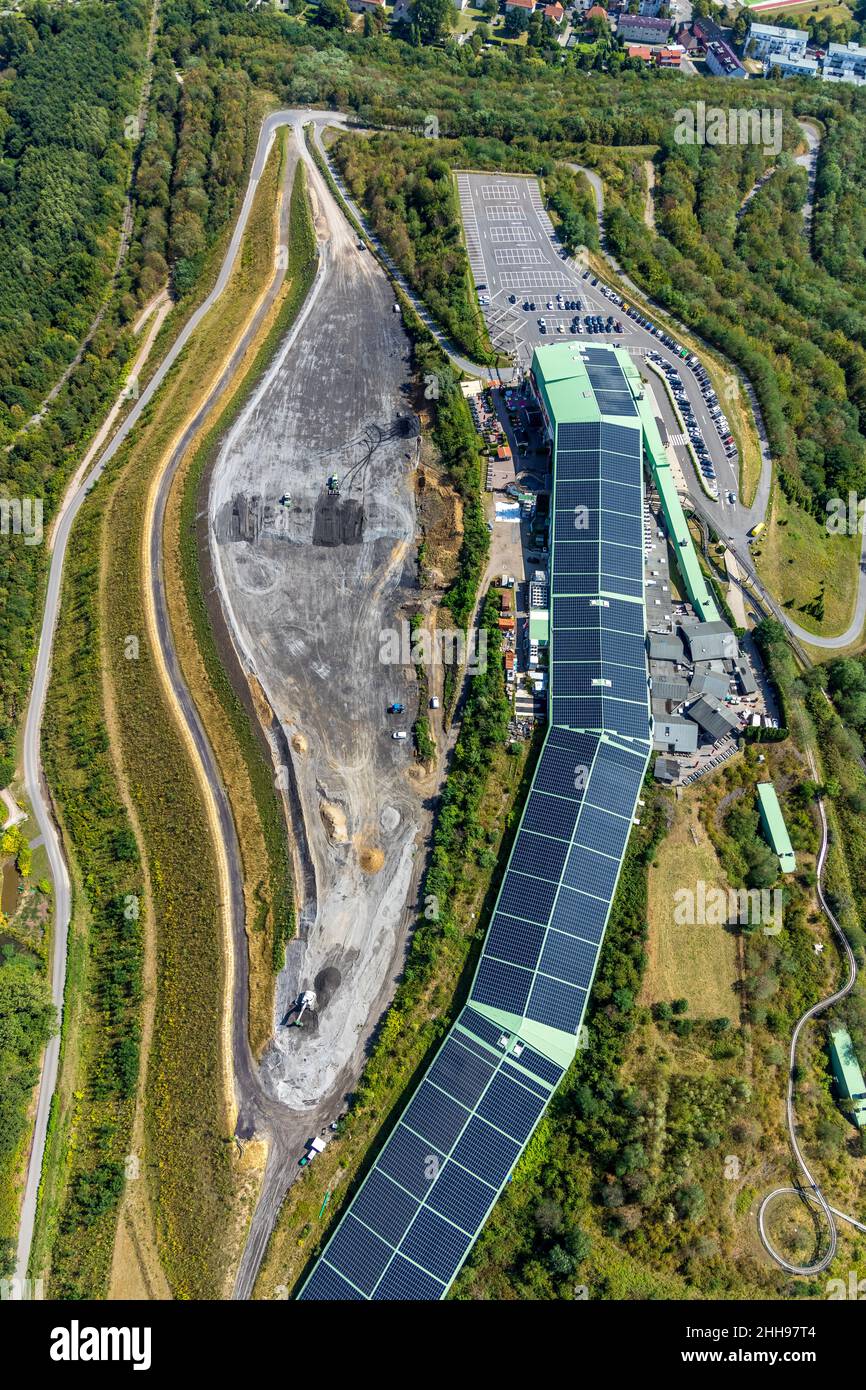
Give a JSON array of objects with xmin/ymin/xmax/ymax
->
[{"xmin": 455, "ymin": 169, "xmax": 761, "ymax": 550}]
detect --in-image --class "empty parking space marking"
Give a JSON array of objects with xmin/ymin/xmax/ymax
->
[
  {"xmin": 498, "ymin": 271, "xmax": 570, "ymax": 291},
  {"xmin": 494, "ymin": 247, "xmax": 545, "ymax": 265},
  {"xmin": 485, "ymin": 204, "xmax": 526, "ymax": 221},
  {"xmin": 489, "ymin": 226, "xmax": 537, "ymax": 244},
  {"xmin": 482, "ymin": 183, "xmax": 520, "ymax": 200}
]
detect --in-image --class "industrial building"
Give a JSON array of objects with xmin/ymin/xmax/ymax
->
[
  {"xmin": 298, "ymin": 342, "xmax": 652, "ymax": 1301},
  {"xmin": 828, "ymin": 1028, "xmax": 866, "ymax": 1128},
  {"xmin": 756, "ymin": 781, "xmax": 797, "ymax": 874}
]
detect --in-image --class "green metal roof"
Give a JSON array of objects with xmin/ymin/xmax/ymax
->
[
  {"xmin": 528, "ymin": 608, "xmax": 549, "ymax": 642},
  {"xmin": 829, "ymin": 1028, "xmax": 866, "ymax": 1125},
  {"xmin": 756, "ymin": 781, "xmax": 797, "ymax": 874}
]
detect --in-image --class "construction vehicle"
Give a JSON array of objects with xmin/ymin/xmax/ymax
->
[
  {"xmin": 286, "ymin": 989, "xmax": 316, "ymax": 1029},
  {"xmin": 327, "ymin": 475, "xmax": 340, "ymax": 495},
  {"xmin": 388, "ymin": 702, "xmax": 405, "ymax": 714},
  {"xmin": 279, "ymin": 493, "xmax": 292, "ymax": 507}
]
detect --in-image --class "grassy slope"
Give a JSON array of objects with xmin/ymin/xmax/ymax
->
[
  {"xmin": 169, "ymin": 151, "xmax": 318, "ymax": 1056},
  {"xmin": 92, "ymin": 136, "xmax": 294, "ymax": 1300}
]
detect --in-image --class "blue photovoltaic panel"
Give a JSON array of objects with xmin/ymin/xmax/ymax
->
[
  {"xmin": 573, "ymin": 803, "xmax": 631, "ymax": 858},
  {"xmin": 600, "ymin": 452, "xmax": 641, "ymax": 487},
  {"xmin": 555, "ymin": 629, "xmax": 601, "ymax": 663},
  {"xmin": 501, "ymin": 1059, "xmax": 550, "ymax": 1098},
  {"xmin": 520, "ymin": 791, "xmax": 581, "ymax": 840},
  {"xmin": 402, "ymin": 1081, "xmax": 471, "ymax": 1152},
  {"xmin": 451, "ymin": 1116, "xmax": 521, "ymax": 1187},
  {"xmin": 600, "ymin": 575, "xmax": 643, "ymax": 601},
  {"xmin": 554, "ymin": 505, "xmax": 600, "ymax": 538},
  {"xmin": 475, "ymin": 1072, "xmax": 547, "ymax": 1143},
  {"xmin": 398, "ymin": 1208, "xmax": 474, "ymax": 1284},
  {"xmin": 601, "ymin": 420, "xmax": 641, "ymax": 453},
  {"xmin": 471, "ymin": 957, "xmax": 533, "ymax": 1015},
  {"xmin": 531, "ymin": 740, "xmax": 598, "ymax": 798},
  {"xmin": 325, "ymin": 1214, "xmax": 394, "ymax": 1296},
  {"xmin": 371, "ymin": 1255, "xmax": 445, "ymax": 1302},
  {"xmin": 427, "ymin": 1160, "xmax": 498, "ymax": 1233},
  {"xmin": 508, "ymin": 830, "xmax": 571, "ymax": 884},
  {"xmin": 555, "ymin": 479, "xmax": 600, "ymax": 511},
  {"xmin": 302, "ymin": 1263, "xmax": 365, "ymax": 1300},
  {"xmin": 601, "ymin": 479, "xmax": 642, "ymax": 515},
  {"xmin": 558, "ymin": 421, "xmax": 600, "ymax": 450},
  {"xmin": 550, "ymin": 886, "xmax": 610, "ymax": 941},
  {"xmin": 601, "ymin": 541, "xmax": 643, "ymax": 579},
  {"xmin": 427, "ymin": 1037, "xmax": 497, "ymax": 1111},
  {"xmin": 496, "ymin": 870, "xmax": 558, "ymax": 925},
  {"xmin": 602, "ymin": 599, "xmax": 646, "ymax": 634},
  {"xmin": 378, "ymin": 1124, "xmax": 447, "ymax": 1200},
  {"xmin": 602, "ymin": 628, "xmax": 646, "ymax": 666},
  {"xmin": 550, "ymin": 696, "xmax": 603, "ymax": 730},
  {"xmin": 562, "ymin": 844, "xmax": 621, "ymax": 900},
  {"xmin": 527, "ymin": 975, "xmax": 587, "ymax": 1033},
  {"xmin": 351, "ymin": 1169, "xmax": 420, "ymax": 1247},
  {"xmin": 458, "ymin": 1008, "xmax": 507, "ymax": 1050},
  {"xmin": 602, "ymin": 698, "xmax": 653, "ymax": 740},
  {"xmin": 604, "ymin": 663, "xmax": 650, "ymax": 703},
  {"xmin": 512, "ymin": 1047, "xmax": 565, "ymax": 1088},
  {"xmin": 540, "ymin": 930, "xmax": 599, "ymax": 989},
  {"xmin": 484, "ymin": 913, "xmax": 547, "ymax": 970},
  {"xmin": 602, "ymin": 511, "xmax": 641, "ymax": 546}
]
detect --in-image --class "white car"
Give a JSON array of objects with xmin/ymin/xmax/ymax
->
[{"xmin": 392, "ymin": 731, "xmax": 408, "ymax": 741}]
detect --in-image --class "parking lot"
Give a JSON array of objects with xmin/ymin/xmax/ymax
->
[{"xmin": 456, "ymin": 170, "xmax": 747, "ymax": 542}]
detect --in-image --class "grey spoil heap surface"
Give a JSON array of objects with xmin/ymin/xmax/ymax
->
[
  {"xmin": 297, "ymin": 344, "xmax": 651, "ymax": 1302},
  {"xmin": 210, "ymin": 165, "xmax": 425, "ymax": 1111}
]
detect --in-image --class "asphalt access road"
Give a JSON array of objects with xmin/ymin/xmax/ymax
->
[{"xmin": 455, "ymin": 169, "xmax": 761, "ymax": 553}]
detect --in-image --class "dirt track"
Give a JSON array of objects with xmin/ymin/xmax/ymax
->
[{"xmin": 210, "ymin": 137, "xmax": 428, "ymax": 1110}]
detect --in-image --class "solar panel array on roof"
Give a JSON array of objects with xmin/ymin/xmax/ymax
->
[{"xmin": 298, "ymin": 345, "xmax": 651, "ymax": 1303}]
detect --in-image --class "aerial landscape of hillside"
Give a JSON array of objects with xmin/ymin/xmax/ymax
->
[{"xmin": 2, "ymin": 0, "xmax": 866, "ymax": 1364}]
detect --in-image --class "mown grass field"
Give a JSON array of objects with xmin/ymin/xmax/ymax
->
[
  {"xmin": 643, "ymin": 799, "xmax": 740, "ymax": 1021},
  {"xmin": 757, "ymin": 483, "xmax": 861, "ymax": 641}
]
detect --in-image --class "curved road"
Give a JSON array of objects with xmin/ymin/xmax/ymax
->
[
  {"xmin": 757, "ymin": 764, "xmax": 866, "ymax": 1275},
  {"xmin": 14, "ymin": 102, "xmax": 862, "ymax": 1296},
  {"xmin": 14, "ymin": 107, "xmax": 346, "ymax": 1288},
  {"xmin": 573, "ymin": 132, "xmax": 866, "ymax": 654}
]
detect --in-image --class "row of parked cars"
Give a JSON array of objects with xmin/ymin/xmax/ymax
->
[{"xmin": 648, "ymin": 351, "xmax": 720, "ymax": 499}]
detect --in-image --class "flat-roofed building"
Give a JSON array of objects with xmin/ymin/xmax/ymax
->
[
  {"xmin": 747, "ymin": 21, "xmax": 808, "ymax": 59},
  {"xmin": 767, "ymin": 52, "xmax": 819, "ymax": 78},
  {"xmin": 756, "ymin": 781, "xmax": 796, "ymax": 874},
  {"xmin": 829, "ymin": 1029, "xmax": 866, "ymax": 1127}
]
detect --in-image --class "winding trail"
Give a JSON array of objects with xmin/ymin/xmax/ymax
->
[
  {"xmin": 13, "ymin": 102, "xmax": 860, "ymax": 1298},
  {"xmin": 757, "ymin": 763, "xmax": 866, "ymax": 1275},
  {"xmin": 13, "ymin": 108, "xmax": 346, "ymax": 1290}
]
